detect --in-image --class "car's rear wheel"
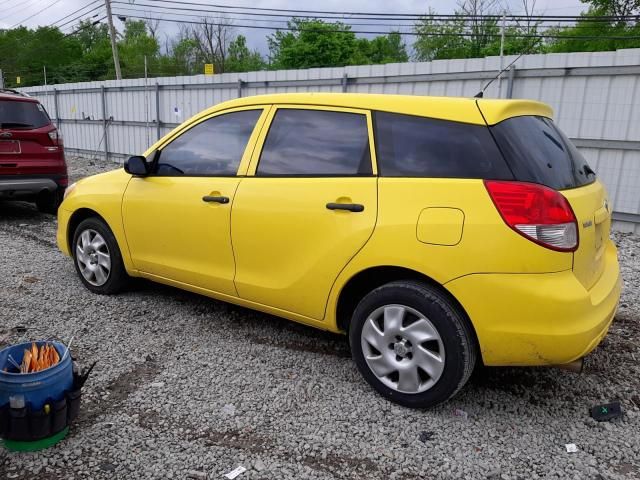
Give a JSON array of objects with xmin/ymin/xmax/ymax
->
[
  {"xmin": 72, "ymin": 217, "xmax": 128, "ymax": 294},
  {"xmin": 35, "ymin": 188, "xmax": 64, "ymax": 214},
  {"xmin": 349, "ymin": 280, "xmax": 477, "ymax": 408}
]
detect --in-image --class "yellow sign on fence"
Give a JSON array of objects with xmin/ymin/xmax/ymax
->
[
  {"xmin": 204, "ymin": 64, "xmax": 214, "ymax": 75},
  {"xmin": 16, "ymin": 76, "xmax": 21, "ymax": 84}
]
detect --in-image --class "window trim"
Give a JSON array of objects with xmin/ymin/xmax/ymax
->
[
  {"xmin": 245, "ymin": 104, "xmax": 378, "ymax": 178},
  {"xmin": 147, "ymin": 105, "xmax": 269, "ymax": 178}
]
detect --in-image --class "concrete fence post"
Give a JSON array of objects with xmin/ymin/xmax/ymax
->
[{"xmin": 341, "ymin": 73, "xmax": 348, "ymax": 93}]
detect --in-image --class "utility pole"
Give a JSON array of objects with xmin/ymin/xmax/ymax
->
[
  {"xmin": 498, "ymin": 12, "xmax": 506, "ymax": 98},
  {"xmin": 0, "ymin": 69, "xmax": 4, "ymax": 89},
  {"xmin": 104, "ymin": 0, "xmax": 122, "ymax": 80},
  {"xmin": 43, "ymin": 66, "xmax": 47, "ymax": 86}
]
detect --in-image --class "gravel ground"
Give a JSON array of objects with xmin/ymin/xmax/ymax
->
[{"xmin": 1, "ymin": 156, "xmax": 639, "ymax": 479}]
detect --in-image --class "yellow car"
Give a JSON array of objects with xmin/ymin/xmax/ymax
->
[{"xmin": 57, "ymin": 93, "xmax": 621, "ymax": 408}]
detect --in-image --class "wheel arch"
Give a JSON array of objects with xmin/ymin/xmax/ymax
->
[
  {"xmin": 334, "ymin": 266, "xmax": 480, "ymax": 356},
  {"xmin": 66, "ymin": 208, "xmax": 108, "ymax": 253}
]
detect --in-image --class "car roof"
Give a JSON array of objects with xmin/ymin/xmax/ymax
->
[
  {"xmin": 0, "ymin": 90, "xmax": 38, "ymax": 103},
  {"xmin": 197, "ymin": 93, "xmax": 553, "ymax": 126}
]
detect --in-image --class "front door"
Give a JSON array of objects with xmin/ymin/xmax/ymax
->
[
  {"xmin": 122, "ymin": 107, "xmax": 267, "ymax": 296},
  {"xmin": 232, "ymin": 106, "xmax": 378, "ymax": 320}
]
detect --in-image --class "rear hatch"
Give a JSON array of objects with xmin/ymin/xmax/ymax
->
[
  {"xmin": 489, "ymin": 114, "xmax": 609, "ymax": 290},
  {"xmin": 0, "ymin": 96, "xmax": 64, "ymax": 176}
]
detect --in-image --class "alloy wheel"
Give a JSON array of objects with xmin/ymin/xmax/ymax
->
[
  {"xmin": 360, "ymin": 304, "xmax": 445, "ymax": 394},
  {"xmin": 75, "ymin": 229, "xmax": 111, "ymax": 286}
]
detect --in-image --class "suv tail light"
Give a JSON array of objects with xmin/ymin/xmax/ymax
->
[
  {"xmin": 48, "ymin": 129, "xmax": 61, "ymax": 145},
  {"xmin": 484, "ymin": 180, "xmax": 578, "ymax": 252}
]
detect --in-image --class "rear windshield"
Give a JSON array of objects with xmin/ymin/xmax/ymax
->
[
  {"xmin": 491, "ymin": 116, "xmax": 595, "ymax": 190},
  {"xmin": 0, "ymin": 100, "xmax": 50, "ymax": 129},
  {"xmin": 373, "ymin": 111, "xmax": 513, "ymax": 179}
]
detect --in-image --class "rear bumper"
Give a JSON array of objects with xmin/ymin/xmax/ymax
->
[
  {"xmin": 446, "ymin": 240, "xmax": 621, "ymax": 366},
  {"xmin": 0, "ymin": 177, "xmax": 58, "ymax": 195}
]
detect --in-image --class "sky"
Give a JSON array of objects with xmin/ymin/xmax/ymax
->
[{"xmin": 0, "ymin": 0, "xmax": 589, "ymax": 55}]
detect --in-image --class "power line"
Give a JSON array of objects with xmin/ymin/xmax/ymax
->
[
  {"xmin": 128, "ymin": 0, "xmax": 640, "ymax": 22},
  {"xmin": 10, "ymin": 0, "xmax": 65, "ymax": 28},
  {"xmin": 50, "ymin": 0, "xmax": 103, "ymax": 27},
  {"xmin": 112, "ymin": 12, "xmax": 640, "ymax": 41},
  {"xmin": 111, "ymin": 1, "xmax": 640, "ymax": 25},
  {"xmin": 0, "ymin": 0, "xmax": 20, "ymax": 10},
  {"xmin": 112, "ymin": 5, "xmax": 424, "ymax": 28},
  {"xmin": 0, "ymin": 0, "xmax": 46, "ymax": 23},
  {"xmin": 111, "ymin": 2, "xmax": 640, "ymax": 30},
  {"xmin": 57, "ymin": 6, "xmax": 105, "ymax": 31}
]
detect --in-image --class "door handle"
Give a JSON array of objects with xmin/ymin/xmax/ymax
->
[
  {"xmin": 202, "ymin": 195, "xmax": 229, "ymax": 204},
  {"xmin": 326, "ymin": 202, "xmax": 364, "ymax": 212}
]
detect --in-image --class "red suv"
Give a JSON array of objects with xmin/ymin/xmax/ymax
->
[{"xmin": 0, "ymin": 89, "xmax": 67, "ymax": 213}]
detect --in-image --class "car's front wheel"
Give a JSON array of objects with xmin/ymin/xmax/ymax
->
[
  {"xmin": 72, "ymin": 217, "xmax": 128, "ymax": 294},
  {"xmin": 349, "ymin": 281, "xmax": 477, "ymax": 408}
]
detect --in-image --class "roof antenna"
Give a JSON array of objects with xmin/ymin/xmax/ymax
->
[{"xmin": 473, "ymin": 40, "xmax": 540, "ymax": 99}]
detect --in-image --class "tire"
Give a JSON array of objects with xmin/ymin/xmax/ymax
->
[
  {"xmin": 72, "ymin": 217, "xmax": 129, "ymax": 294},
  {"xmin": 349, "ymin": 280, "xmax": 477, "ymax": 408},
  {"xmin": 35, "ymin": 187, "xmax": 64, "ymax": 214}
]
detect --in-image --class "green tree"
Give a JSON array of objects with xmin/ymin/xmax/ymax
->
[
  {"xmin": 118, "ymin": 21, "xmax": 160, "ymax": 78},
  {"xmin": 414, "ymin": 14, "xmax": 471, "ymax": 60},
  {"xmin": 548, "ymin": 4, "xmax": 640, "ymax": 53},
  {"xmin": 0, "ymin": 26, "xmax": 83, "ymax": 86},
  {"xmin": 359, "ymin": 32, "xmax": 409, "ymax": 63},
  {"xmin": 226, "ymin": 35, "xmax": 265, "ymax": 72},
  {"xmin": 68, "ymin": 20, "xmax": 113, "ymax": 82},
  {"xmin": 268, "ymin": 19, "xmax": 359, "ymax": 69}
]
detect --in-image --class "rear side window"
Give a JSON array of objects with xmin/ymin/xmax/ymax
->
[
  {"xmin": 256, "ymin": 109, "xmax": 371, "ymax": 176},
  {"xmin": 0, "ymin": 100, "xmax": 50, "ymax": 129},
  {"xmin": 156, "ymin": 109, "xmax": 261, "ymax": 176},
  {"xmin": 374, "ymin": 111, "xmax": 512, "ymax": 179},
  {"xmin": 491, "ymin": 116, "xmax": 595, "ymax": 190}
]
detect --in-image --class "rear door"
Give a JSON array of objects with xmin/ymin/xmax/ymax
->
[
  {"xmin": 490, "ymin": 115, "xmax": 609, "ymax": 290},
  {"xmin": 231, "ymin": 106, "xmax": 378, "ymax": 320},
  {"xmin": 0, "ymin": 98, "xmax": 61, "ymax": 176}
]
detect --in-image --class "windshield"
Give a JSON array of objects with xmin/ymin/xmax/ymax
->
[
  {"xmin": 491, "ymin": 116, "xmax": 595, "ymax": 190},
  {"xmin": 0, "ymin": 100, "xmax": 50, "ymax": 129}
]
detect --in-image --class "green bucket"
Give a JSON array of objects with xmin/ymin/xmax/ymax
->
[{"xmin": 2, "ymin": 427, "xmax": 69, "ymax": 452}]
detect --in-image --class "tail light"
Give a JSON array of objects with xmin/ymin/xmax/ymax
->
[
  {"xmin": 48, "ymin": 129, "xmax": 61, "ymax": 145},
  {"xmin": 484, "ymin": 180, "xmax": 578, "ymax": 252}
]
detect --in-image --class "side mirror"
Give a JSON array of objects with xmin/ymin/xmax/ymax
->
[{"xmin": 124, "ymin": 155, "xmax": 149, "ymax": 176}]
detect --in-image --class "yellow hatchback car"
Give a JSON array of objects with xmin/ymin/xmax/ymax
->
[{"xmin": 57, "ymin": 93, "xmax": 621, "ymax": 408}]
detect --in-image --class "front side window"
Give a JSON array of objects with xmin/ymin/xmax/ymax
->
[
  {"xmin": 256, "ymin": 109, "xmax": 372, "ymax": 176},
  {"xmin": 374, "ymin": 111, "xmax": 513, "ymax": 179},
  {"xmin": 156, "ymin": 109, "xmax": 261, "ymax": 176}
]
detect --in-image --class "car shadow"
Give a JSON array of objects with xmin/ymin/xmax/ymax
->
[
  {"xmin": 125, "ymin": 277, "xmax": 353, "ymax": 359},
  {"xmin": 0, "ymin": 200, "xmax": 52, "ymax": 224}
]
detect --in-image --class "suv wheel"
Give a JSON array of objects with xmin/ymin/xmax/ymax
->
[
  {"xmin": 72, "ymin": 217, "xmax": 128, "ymax": 294},
  {"xmin": 35, "ymin": 188, "xmax": 64, "ymax": 214},
  {"xmin": 349, "ymin": 281, "xmax": 477, "ymax": 408}
]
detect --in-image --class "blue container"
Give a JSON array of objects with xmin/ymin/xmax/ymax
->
[{"xmin": 0, "ymin": 342, "xmax": 73, "ymax": 411}]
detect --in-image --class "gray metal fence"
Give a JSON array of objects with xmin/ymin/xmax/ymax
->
[{"xmin": 20, "ymin": 48, "xmax": 640, "ymax": 233}]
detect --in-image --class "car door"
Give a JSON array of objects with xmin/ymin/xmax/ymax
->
[
  {"xmin": 231, "ymin": 105, "xmax": 378, "ymax": 320},
  {"xmin": 122, "ymin": 107, "xmax": 268, "ymax": 296}
]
